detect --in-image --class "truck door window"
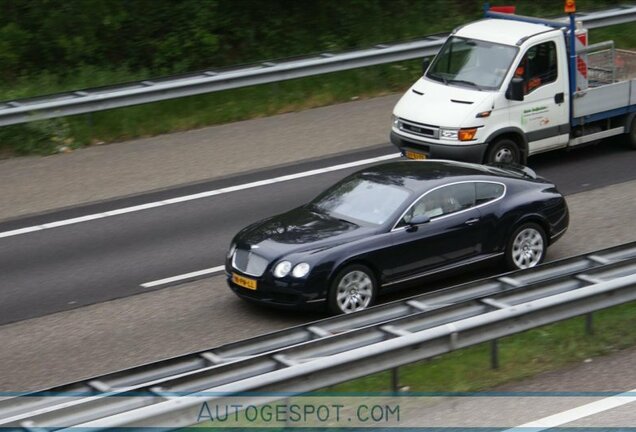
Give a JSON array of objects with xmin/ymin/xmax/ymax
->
[{"xmin": 514, "ymin": 41, "xmax": 558, "ymax": 94}]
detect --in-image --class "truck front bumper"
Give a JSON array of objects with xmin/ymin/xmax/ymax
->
[{"xmin": 390, "ymin": 131, "xmax": 488, "ymax": 163}]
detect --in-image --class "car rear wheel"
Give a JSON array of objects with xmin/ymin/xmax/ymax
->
[
  {"xmin": 486, "ymin": 138, "xmax": 521, "ymax": 165},
  {"xmin": 506, "ymin": 223, "xmax": 547, "ymax": 270},
  {"xmin": 328, "ymin": 265, "xmax": 377, "ymax": 314}
]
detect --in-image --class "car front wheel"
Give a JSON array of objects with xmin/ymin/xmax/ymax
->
[
  {"xmin": 505, "ymin": 223, "xmax": 547, "ymax": 270},
  {"xmin": 328, "ymin": 265, "xmax": 377, "ymax": 314}
]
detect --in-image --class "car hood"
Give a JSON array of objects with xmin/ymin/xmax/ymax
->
[
  {"xmin": 236, "ymin": 207, "xmax": 375, "ymax": 260},
  {"xmin": 393, "ymin": 77, "xmax": 495, "ymax": 126}
]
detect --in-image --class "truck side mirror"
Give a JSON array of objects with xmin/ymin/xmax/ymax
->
[
  {"xmin": 506, "ymin": 77, "xmax": 524, "ymax": 101},
  {"xmin": 422, "ymin": 57, "xmax": 431, "ymax": 75}
]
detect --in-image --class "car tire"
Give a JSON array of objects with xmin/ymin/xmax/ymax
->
[
  {"xmin": 505, "ymin": 222, "xmax": 547, "ymax": 270},
  {"xmin": 627, "ymin": 118, "xmax": 636, "ymax": 149},
  {"xmin": 486, "ymin": 138, "xmax": 521, "ymax": 165},
  {"xmin": 328, "ymin": 264, "xmax": 377, "ymax": 315}
]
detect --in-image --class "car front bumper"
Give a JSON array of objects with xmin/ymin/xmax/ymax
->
[
  {"xmin": 226, "ymin": 267, "xmax": 328, "ymax": 311},
  {"xmin": 390, "ymin": 131, "xmax": 488, "ymax": 163}
]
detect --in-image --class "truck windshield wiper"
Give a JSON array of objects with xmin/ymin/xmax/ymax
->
[
  {"xmin": 447, "ymin": 79, "xmax": 481, "ymax": 90},
  {"xmin": 427, "ymin": 72, "xmax": 447, "ymax": 85}
]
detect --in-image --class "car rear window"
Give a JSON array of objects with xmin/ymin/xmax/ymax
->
[{"xmin": 476, "ymin": 182, "xmax": 505, "ymax": 205}]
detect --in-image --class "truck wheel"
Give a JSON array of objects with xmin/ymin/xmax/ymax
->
[
  {"xmin": 486, "ymin": 139, "xmax": 521, "ymax": 164},
  {"xmin": 627, "ymin": 118, "xmax": 636, "ymax": 149}
]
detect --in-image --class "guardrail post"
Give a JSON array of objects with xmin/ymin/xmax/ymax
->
[
  {"xmin": 391, "ymin": 367, "xmax": 400, "ymax": 393},
  {"xmin": 490, "ymin": 339, "xmax": 500, "ymax": 370},
  {"xmin": 585, "ymin": 312, "xmax": 594, "ymax": 335}
]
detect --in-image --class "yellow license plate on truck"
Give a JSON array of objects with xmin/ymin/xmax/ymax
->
[
  {"xmin": 232, "ymin": 273, "xmax": 257, "ymax": 290},
  {"xmin": 405, "ymin": 150, "xmax": 427, "ymax": 160}
]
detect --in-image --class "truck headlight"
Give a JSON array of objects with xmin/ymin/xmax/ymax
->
[
  {"xmin": 440, "ymin": 128, "xmax": 459, "ymax": 140},
  {"xmin": 391, "ymin": 114, "xmax": 399, "ymax": 128},
  {"xmin": 440, "ymin": 128, "xmax": 478, "ymax": 141}
]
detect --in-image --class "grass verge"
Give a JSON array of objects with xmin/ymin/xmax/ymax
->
[
  {"xmin": 329, "ymin": 301, "xmax": 636, "ymax": 393},
  {"xmin": 0, "ymin": 60, "xmax": 419, "ymax": 156}
]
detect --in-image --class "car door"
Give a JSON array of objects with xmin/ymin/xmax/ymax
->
[
  {"xmin": 382, "ymin": 182, "xmax": 485, "ymax": 284},
  {"xmin": 474, "ymin": 181, "xmax": 507, "ymax": 253}
]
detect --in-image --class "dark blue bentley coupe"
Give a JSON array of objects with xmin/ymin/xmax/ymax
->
[{"xmin": 226, "ymin": 160, "xmax": 568, "ymax": 314}]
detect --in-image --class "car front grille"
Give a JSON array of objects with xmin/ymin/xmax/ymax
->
[
  {"xmin": 397, "ymin": 118, "xmax": 439, "ymax": 139},
  {"xmin": 232, "ymin": 248, "xmax": 269, "ymax": 277}
]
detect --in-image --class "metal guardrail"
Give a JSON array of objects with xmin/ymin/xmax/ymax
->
[
  {"xmin": 1, "ymin": 241, "xmax": 636, "ymax": 429},
  {"xmin": 1, "ymin": 5, "xmax": 636, "ymax": 127}
]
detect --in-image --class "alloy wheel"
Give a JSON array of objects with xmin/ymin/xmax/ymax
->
[
  {"xmin": 335, "ymin": 270, "xmax": 373, "ymax": 313},
  {"xmin": 512, "ymin": 227, "xmax": 544, "ymax": 268}
]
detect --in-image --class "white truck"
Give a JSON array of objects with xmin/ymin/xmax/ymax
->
[{"xmin": 390, "ymin": 3, "xmax": 636, "ymax": 164}]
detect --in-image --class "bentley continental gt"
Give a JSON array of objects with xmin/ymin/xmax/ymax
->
[{"xmin": 226, "ymin": 160, "xmax": 568, "ymax": 314}]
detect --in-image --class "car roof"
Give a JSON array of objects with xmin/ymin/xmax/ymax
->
[{"xmin": 355, "ymin": 160, "xmax": 523, "ymax": 194}]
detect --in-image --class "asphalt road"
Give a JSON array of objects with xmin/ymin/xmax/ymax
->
[
  {"xmin": 1, "ymin": 177, "xmax": 635, "ymax": 392},
  {"xmin": 1, "ymin": 139, "xmax": 636, "ymax": 325}
]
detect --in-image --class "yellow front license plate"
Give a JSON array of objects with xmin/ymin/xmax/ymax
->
[
  {"xmin": 405, "ymin": 150, "xmax": 427, "ymax": 160},
  {"xmin": 232, "ymin": 273, "xmax": 257, "ymax": 290}
]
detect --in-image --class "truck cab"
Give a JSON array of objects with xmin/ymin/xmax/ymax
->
[{"xmin": 391, "ymin": 10, "xmax": 636, "ymax": 164}]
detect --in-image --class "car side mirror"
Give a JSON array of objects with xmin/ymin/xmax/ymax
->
[
  {"xmin": 406, "ymin": 214, "xmax": 430, "ymax": 232},
  {"xmin": 506, "ymin": 77, "xmax": 524, "ymax": 101},
  {"xmin": 422, "ymin": 57, "xmax": 432, "ymax": 75}
]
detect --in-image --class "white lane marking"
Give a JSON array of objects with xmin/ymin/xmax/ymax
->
[
  {"xmin": 507, "ymin": 387, "xmax": 636, "ymax": 431},
  {"xmin": 141, "ymin": 266, "xmax": 226, "ymax": 288},
  {"xmin": 0, "ymin": 153, "xmax": 401, "ymax": 240}
]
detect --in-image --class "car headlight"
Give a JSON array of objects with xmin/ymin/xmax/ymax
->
[
  {"xmin": 391, "ymin": 114, "xmax": 399, "ymax": 128},
  {"xmin": 292, "ymin": 262, "xmax": 311, "ymax": 278},
  {"xmin": 227, "ymin": 243, "xmax": 237, "ymax": 259},
  {"xmin": 273, "ymin": 261, "xmax": 292, "ymax": 278}
]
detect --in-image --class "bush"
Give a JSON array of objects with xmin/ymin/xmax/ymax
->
[{"xmin": 0, "ymin": 118, "xmax": 74, "ymax": 156}]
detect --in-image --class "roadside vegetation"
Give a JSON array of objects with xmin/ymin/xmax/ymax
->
[
  {"xmin": 330, "ymin": 301, "xmax": 636, "ymax": 393},
  {"xmin": 0, "ymin": 0, "xmax": 634, "ymax": 156}
]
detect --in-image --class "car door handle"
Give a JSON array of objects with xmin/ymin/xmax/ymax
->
[
  {"xmin": 465, "ymin": 218, "xmax": 480, "ymax": 225},
  {"xmin": 554, "ymin": 92, "xmax": 564, "ymax": 104}
]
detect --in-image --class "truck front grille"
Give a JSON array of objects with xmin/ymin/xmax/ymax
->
[{"xmin": 398, "ymin": 118, "xmax": 439, "ymax": 139}]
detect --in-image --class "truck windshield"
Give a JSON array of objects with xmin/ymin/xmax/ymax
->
[{"xmin": 427, "ymin": 36, "xmax": 518, "ymax": 91}]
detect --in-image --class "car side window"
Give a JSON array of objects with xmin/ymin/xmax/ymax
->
[
  {"xmin": 476, "ymin": 182, "xmax": 505, "ymax": 205},
  {"xmin": 400, "ymin": 183, "xmax": 476, "ymax": 226},
  {"xmin": 514, "ymin": 41, "xmax": 557, "ymax": 95}
]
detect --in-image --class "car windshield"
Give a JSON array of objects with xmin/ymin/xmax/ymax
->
[
  {"xmin": 427, "ymin": 36, "xmax": 518, "ymax": 90},
  {"xmin": 311, "ymin": 177, "xmax": 412, "ymax": 226}
]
